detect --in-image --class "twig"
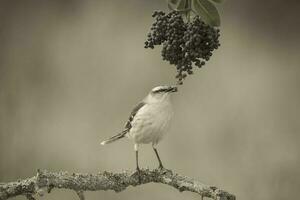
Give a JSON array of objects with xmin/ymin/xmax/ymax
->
[{"xmin": 0, "ymin": 169, "xmax": 235, "ymax": 200}]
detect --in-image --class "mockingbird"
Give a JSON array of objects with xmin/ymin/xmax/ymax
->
[{"xmin": 101, "ymin": 85, "xmax": 177, "ymax": 171}]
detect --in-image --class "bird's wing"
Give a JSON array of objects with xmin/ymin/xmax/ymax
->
[{"xmin": 124, "ymin": 101, "xmax": 146, "ymax": 131}]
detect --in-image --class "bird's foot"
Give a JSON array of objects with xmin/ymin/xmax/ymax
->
[
  {"xmin": 131, "ymin": 167, "xmax": 142, "ymax": 183},
  {"xmin": 158, "ymin": 164, "xmax": 165, "ymax": 170},
  {"xmin": 157, "ymin": 165, "xmax": 172, "ymax": 174}
]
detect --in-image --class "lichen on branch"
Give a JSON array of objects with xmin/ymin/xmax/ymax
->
[{"xmin": 0, "ymin": 169, "xmax": 235, "ymax": 200}]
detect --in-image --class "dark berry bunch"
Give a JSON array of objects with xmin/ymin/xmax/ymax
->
[{"xmin": 145, "ymin": 11, "xmax": 220, "ymax": 84}]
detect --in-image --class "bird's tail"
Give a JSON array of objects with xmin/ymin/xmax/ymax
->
[{"xmin": 100, "ymin": 130, "xmax": 127, "ymax": 145}]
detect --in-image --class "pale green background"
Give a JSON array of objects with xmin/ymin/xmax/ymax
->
[{"xmin": 1, "ymin": 0, "xmax": 300, "ymax": 199}]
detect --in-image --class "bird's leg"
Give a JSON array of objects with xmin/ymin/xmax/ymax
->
[
  {"xmin": 153, "ymin": 146, "xmax": 164, "ymax": 170},
  {"xmin": 135, "ymin": 149, "xmax": 140, "ymax": 171},
  {"xmin": 131, "ymin": 144, "xmax": 142, "ymax": 182}
]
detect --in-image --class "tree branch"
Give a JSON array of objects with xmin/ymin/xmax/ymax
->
[{"xmin": 0, "ymin": 169, "xmax": 235, "ymax": 200}]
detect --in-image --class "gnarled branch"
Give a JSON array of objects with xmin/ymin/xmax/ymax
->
[{"xmin": 0, "ymin": 169, "xmax": 235, "ymax": 200}]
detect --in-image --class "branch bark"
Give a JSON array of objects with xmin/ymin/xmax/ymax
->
[{"xmin": 0, "ymin": 169, "xmax": 235, "ymax": 200}]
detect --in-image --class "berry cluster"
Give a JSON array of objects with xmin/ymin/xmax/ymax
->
[{"xmin": 145, "ymin": 11, "xmax": 220, "ymax": 84}]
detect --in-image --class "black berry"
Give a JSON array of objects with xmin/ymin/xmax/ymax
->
[{"xmin": 145, "ymin": 11, "xmax": 220, "ymax": 84}]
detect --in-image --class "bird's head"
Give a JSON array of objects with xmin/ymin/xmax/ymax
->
[{"xmin": 146, "ymin": 85, "xmax": 178, "ymax": 103}]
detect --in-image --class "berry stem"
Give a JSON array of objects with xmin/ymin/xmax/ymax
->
[
  {"xmin": 186, "ymin": 0, "xmax": 191, "ymax": 22},
  {"xmin": 187, "ymin": 11, "xmax": 191, "ymax": 23}
]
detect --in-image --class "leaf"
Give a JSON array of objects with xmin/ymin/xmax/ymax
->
[
  {"xmin": 167, "ymin": 0, "xmax": 189, "ymax": 11},
  {"xmin": 177, "ymin": 0, "xmax": 188, "ymax": 11},
  {"xmin": 169, "ymin": 0, "xmax": 179, "ymax": 4},
  {"xmin": 209, "ymin": 0, "xmax": 224, "ymax": 3},
  {"xmin": 191, "ymin": 0, "xmax": 221, "ymax": 26},
  {"xmin": 167, "ymin": 0, "xmax": 180, "ymax": 10}
]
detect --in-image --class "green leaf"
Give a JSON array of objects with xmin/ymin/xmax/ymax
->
[
  {"xmin": 191, "ymin": 0, "xmax": 221, "ymax": 26},
  {"xmin": 177, "ymin": 0, "xmax": 188, "ymax": 10},
  {"xmin": 209, "ymin": 0, "xmax": 224, "ymax": 3},
  {"xmin": 167, "ymin": 0, "xmax": 180, "ymax": 10},
  {"xmin": 167, "ymin": 0, "xmax": 189, "ymax": 11},
  {"xmin": 169, "ymin": 0, "xmax": 179, "ymax": 4}
]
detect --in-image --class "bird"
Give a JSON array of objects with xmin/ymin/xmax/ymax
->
[{"xmin": 101, "ymin": 85, "xmax": 177, "ymax": 172}]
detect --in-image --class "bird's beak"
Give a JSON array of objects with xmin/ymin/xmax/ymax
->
[{"xmin": 167, "ymin": 86, "xmax": 178, "ymax": 93}]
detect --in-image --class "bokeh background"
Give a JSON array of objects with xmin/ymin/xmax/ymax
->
[{"xmin": 1, "ymin": 0, "xmax": 300, "ymax": 199}]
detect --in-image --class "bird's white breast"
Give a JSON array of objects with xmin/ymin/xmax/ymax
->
[{"xmin": 127, "ymin": 100, "xmax": 173, "ymax": 145}]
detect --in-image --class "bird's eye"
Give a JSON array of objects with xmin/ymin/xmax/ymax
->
[{"xmin": 152, "ymin": 89, "xmax": 165, "ymax": 93}]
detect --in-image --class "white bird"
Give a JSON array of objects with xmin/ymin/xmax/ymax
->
[{"xmin": 101, "ymin": 85, "xmax": 177, "ymax": 171}]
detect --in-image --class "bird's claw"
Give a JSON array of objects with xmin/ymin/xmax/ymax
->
[
  {"xmin": 131, "ymin": 168, "xmax": 142, "ymax": 183},
  {"xmin": 157, "ymin": 165, "xmax": 172, "ymax": 174}
]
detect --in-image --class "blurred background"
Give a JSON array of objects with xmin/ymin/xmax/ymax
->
[{"xmin": 0, "ymin": 0, "xmax": 299, "ymax": 199}]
